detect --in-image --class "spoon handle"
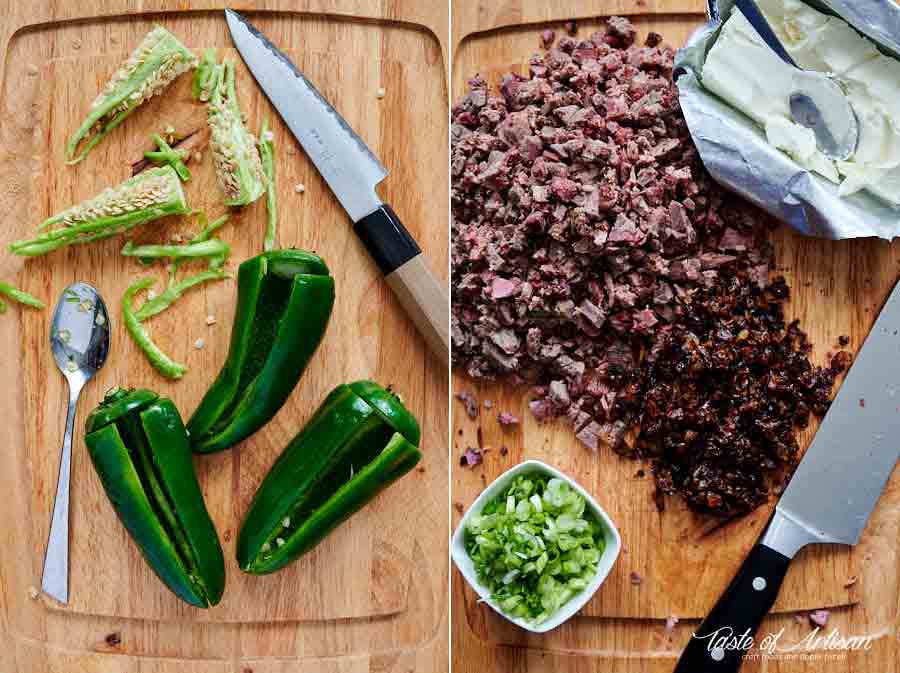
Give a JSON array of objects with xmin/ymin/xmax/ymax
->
[
  {"xmin": 41, "ymin": 385, "xmax": 81, "ymax": 604},
  {"xmin": 734, "ymin": 0, "xmax": 798, "ymax": 68}
]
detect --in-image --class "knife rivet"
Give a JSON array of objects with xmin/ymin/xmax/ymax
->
[
  {"xmin": 711, "ymin": 646, "xmax": 725, "ymax": 661},
  {"xmin": 753, "ymin": 576, "xmax": 767, "ymax": 591}
]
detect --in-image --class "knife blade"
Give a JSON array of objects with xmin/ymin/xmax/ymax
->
[
  {"xmin": 225, "ymin": 9, "xmax": 449, "ymax": 365},
  {"xmin": 675, "ymin": 279, "xmax": 900, "ymax": 673}
]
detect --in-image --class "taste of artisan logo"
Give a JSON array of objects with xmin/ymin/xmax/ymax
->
[{"xmin": 693, "ymin": 625, "xmax": 876, "ymax": 661}]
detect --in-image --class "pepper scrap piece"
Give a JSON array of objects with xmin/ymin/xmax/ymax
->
[
  {"xmin": 85, "ymin": 388, "xmax": 225, "ymax": 607},
  {"xmin": 144, "ymin": 133, "xmax": 191, "ymax": 181},
  {"xmin": 123, "ymin": 277, "xmax": 187, "ymax": 379},
  {"xmin": 259, "ymin": 119, "xmax": 277, "ymax": 251},
  {"xmin": 134, "ymin": 269, "xmax": 229, "ymax": 323},
  {"xmin": 122, "ymin": 238, "xmax": 229, "ymax": 262},
  {"xmin": 66, "ymin": 26, "xmax": 196, "ymax": 164},
  {"xmin": 208, "ymin": 60, "xmax": 266, "ymax": 207},
  {"xmin": 237, "ymin": 381, "xmax": 422, "ymax": 574},
  {"xmin": 9, "ymin": 166, "xmax": 190, "ymax": 257},
  {"xmin": 0, "ymin": 281, "xmax": 45, "ymax": 312},
  {"xmin": 188, "ymin": 250, "xmax": 335, "ymax": 453},
  {"xmin": 192, "ymin": 48, "xmax": 219, "ymax": 102}
]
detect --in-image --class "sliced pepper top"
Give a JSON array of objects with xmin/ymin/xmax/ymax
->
[
  {"xmin": 86, "ymin": 387, "xmax": 159, "ymax": 433},
  {"xmin": 349, "ymin": 380, "xmax": 421, "ymax": 447}
]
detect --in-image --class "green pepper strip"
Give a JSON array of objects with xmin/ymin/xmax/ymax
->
[
  {"xmin": 145, "ymin": 133, "xmax": 191, "ymax": 181},
  {"xmin": 85, "ymin": 389, "xmax": 225, "ymax": 607},
  {"xmin": 0, "ymin": 281, "xmax": 45, "ymax": 309},
  {"xmin": 259, "ymin": 119, "xmax": 277, "ymax": 252},
  {"xmin": 187, "ymin": 250, "xmax": 335, "ymax": 453},
  {"xmin": 123, "ymin": 278, "xmax": 187, "ymax": 379},
  {"xmin": 237, "ymin": 381, "xmax": 421, "ymax": 574},
  {"xmin": 134, "ymin": 269, "xmax": 230, "ymax": 323},
  {"xmin": 192, "ymin": 213, "xmax": 230, "ymax": 244},
  {"xmin": 128, "ymin": 213, "xmax": 232, "ymax": 323},
  {"xmin": 122, "ymin": 239, "xmax": 229, "ymax": 261}
]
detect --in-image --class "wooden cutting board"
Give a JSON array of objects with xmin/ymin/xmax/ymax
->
[
  {"xmin": 0, "ymin": 1, "xmax": 448, "ymax": 671},
  {"xmin": 451, "ymin": 1, "xmax": 900, "ymax": 670}
]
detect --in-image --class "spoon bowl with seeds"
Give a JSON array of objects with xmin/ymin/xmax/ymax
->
[{"xmin": 41, "ymin": 282, "xmax": 110, "ymax": 604}]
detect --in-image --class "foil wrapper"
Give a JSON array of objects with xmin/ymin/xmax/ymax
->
[{"xmin": 675, "ymin": 0, "xmax": 900, "ymax": 239}]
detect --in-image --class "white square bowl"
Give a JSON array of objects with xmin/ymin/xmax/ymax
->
[{"xmin": 451, "ymin": 459, "xmax": 622, "ymax": 633}]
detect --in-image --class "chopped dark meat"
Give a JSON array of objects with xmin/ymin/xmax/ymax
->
[
  {"xmin": 455, "ymin": 391, "xmax": 479, "ymax": 419},
  {"xmin": 460, "ymin": 447, "xmax": 483, "ymax": 467},
  {"xmin": 838, "ymin": 334, "xmax": 850, "ymax": 347},
  {"xmin": 541, "ymin": 29, "xmax": 556, "ymax": 48},
  {"xmin": 498, "ymin": 411, "xmax": 520, "ymax": 427},
  {"xmin": 809, "ymin": 610, "xmax": 830, "ymax": 627},
  {"xmin": 451, "ymin": 18, "xmax": 844, "ymax": 518}
]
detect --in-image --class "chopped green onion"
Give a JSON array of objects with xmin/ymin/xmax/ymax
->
[
  {"xmin": 0, "ymin": 281, "xmax": 45, "ymax": 309},
  {"xmin": 465, "ymin": 474, "xmax": 606, "ymax": 624},
  {"xmin": 259, "ymin": 118, "xmax": 278, "ymax": 251},
  {"xmin": 122, "ymin": 277, "xmax": 186, "ymax": 380}
]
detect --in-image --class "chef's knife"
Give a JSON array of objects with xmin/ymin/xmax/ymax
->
[
  {"xmin": 225, "ymin": 9, "xmax": 449, "ymax": 366},
  {"xmin": 674, "ymin": 279, "xmax": 900, "ymax": 672}
]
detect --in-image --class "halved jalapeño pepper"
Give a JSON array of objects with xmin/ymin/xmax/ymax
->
[
  {"xmin": 237, "ymin": 381, "xmax": 422, "ymax": 574},
  {"xmin": 188, "ymin": 250, "xmax": 335, "ymax": 453},
  {"xmin": 85, "ymin": 388, "xmax": 225, "ymax": 608}
]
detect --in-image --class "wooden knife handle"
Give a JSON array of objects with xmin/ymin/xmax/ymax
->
[{"xmin": 354, "ymin": 205, "xmax": 449, "ymax": 366}]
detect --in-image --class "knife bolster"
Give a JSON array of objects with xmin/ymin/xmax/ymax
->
[
  {"xmin": 354, "ymin": 205, "xmax": 421, "ymax": 275},
  {"xmin": 760, "ymin": 509, "xmax": 823, "ymax": 558}
]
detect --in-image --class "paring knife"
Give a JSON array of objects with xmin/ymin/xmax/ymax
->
[
  {"xmin": 674, "ymin": 280, "xmax": 900, "ymax": 672},
  {"xmin": 225, "ymin": 9, "xmax": 449, "ymax": 366}
]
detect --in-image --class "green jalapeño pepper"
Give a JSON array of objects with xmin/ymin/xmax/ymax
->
[
  {"xmin": 187, "ymin": 250, "xmax": 335, "ymax": 453},
  {"xmin": 237, "ymin": 381, "xmax": 422, "ymax": 574},
  {"xmin": 85, "ymin": 388, "xmax": 225, "ymax": 608}
]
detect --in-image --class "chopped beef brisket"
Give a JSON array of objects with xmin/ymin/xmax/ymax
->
[{"xmin": 451, "ymin": 17, "xmax": 846, "ymax": 517}]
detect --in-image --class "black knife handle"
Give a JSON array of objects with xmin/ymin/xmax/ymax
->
[
  {"xmin": 673, "ymin": 543, "xmax": 792, "ymax": 673},
  {"xmin": 353, "ymin": 204, "xmax": 421, "ymax": 275}
]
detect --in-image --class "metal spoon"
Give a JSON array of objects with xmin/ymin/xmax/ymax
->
[
  {"xmin": 41, "ymin": 283, "xmax": 110, "ymax": 604},
  {"xmin": 734, "ymin": 0, "xmax": 859, "ymax": 160}
]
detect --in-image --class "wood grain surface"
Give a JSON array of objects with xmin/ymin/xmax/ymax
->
[
  {"xmin": 0, "ymin": 2, "xmax": 448, "ymax": 672},
  {"xmin": 451, "ymin": 1, "xmax": 900, "ymax": 671}
]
